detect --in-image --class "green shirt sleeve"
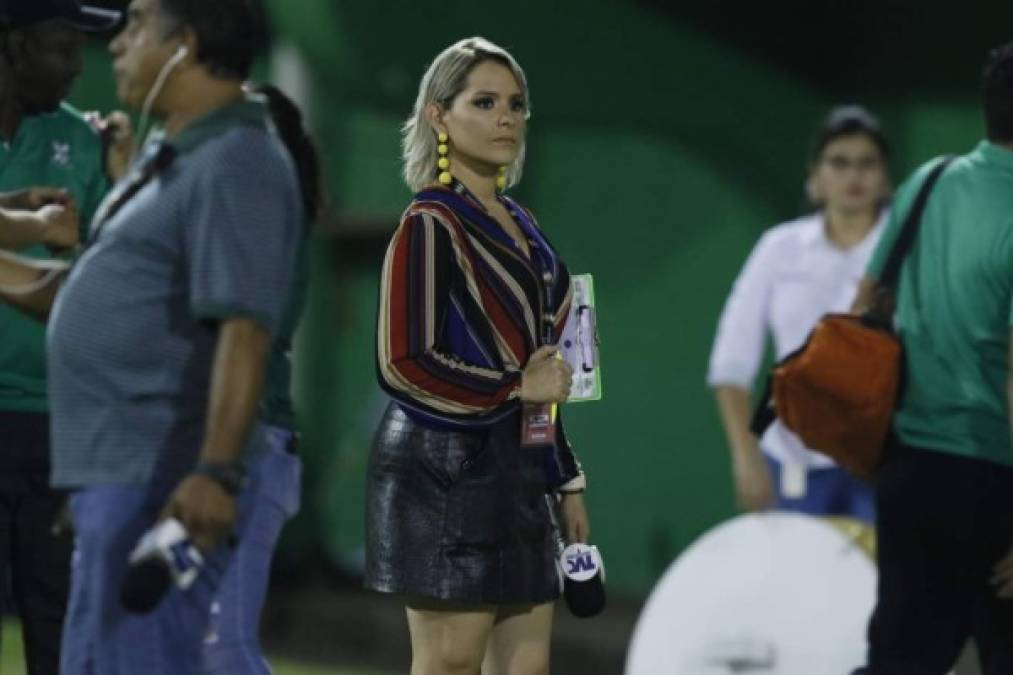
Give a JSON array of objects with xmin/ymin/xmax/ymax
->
[{"xmin": 1006, "ymin": 226, "xmax": 1013, "ymax": 327}]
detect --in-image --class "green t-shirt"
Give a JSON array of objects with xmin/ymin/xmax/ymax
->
[
  {"xmin": 0, "ymin": 103, "xmax": 109, "ymax": 412},
  {"xmin": 867, "ymin": 141, "xmax": 1013, "ymax": 467}
]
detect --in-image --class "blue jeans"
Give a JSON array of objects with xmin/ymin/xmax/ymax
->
[
  {"xmin": 204, "ymin": 427, "xmax": 301, "ymax": 674},
  {"xmin": 765, "ymin": 455, "xmax": 875, "ymax": 523},
  {"xmin": 60, "ymin": 428, "xmax": 301, "ymax": 675}
]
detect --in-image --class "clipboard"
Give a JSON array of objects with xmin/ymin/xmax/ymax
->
[{"xmin": 559, "ymin": 274, "xmax": 602, "ymax": 402}]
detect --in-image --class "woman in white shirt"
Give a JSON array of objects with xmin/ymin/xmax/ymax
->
[{"xmin": 708, "ymin": 106, "xmax": 891, "ymax": 522}]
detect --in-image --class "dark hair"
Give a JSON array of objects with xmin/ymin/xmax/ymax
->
[
  {"xmin": 158, "ymin": 0, "xmax": 267, "ymax": 81},
  {"xmin": 255, "ymin": 84, "xmax": 322, "ymax": 225},
  {"xmin": 983, "ymin": 43, "xmax": 1013, "ymax": 143},
  {"xmin": 809, "ymin": 105, "xmax": 890, "ymax": 164}
]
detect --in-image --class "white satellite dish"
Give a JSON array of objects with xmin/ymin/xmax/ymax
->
[{"xmin": 626, "ymin": 513, "xmax": 877, "ymax": 675}]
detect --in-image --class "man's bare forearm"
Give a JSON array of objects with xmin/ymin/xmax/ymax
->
[
  {"xmin": 0, "ymin": 250, "xmax": 67, "ymax": 321},
  {"xmin": 0, "ymin": 209, "xmax": 47, "ymax": 250},
  {"xmin": 199, "ymin": 318, "xmax": 271, "ymax": 467},
  {"xmin": 0, "ymin": 191, "xmax": 32, "ymax": 209}
]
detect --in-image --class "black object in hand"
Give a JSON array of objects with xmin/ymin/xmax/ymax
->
[
  {"xmin": 120, "ymin": 518, "xmax": 203, "ymax": 614},
  {"xmin": 559, "ymin": 543, "xmax": 606, "ymax": 618}
]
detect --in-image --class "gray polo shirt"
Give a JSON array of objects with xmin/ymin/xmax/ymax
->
[{"xmin": 47, "ymin": 98, "xmax": 302, "ymax": 488}]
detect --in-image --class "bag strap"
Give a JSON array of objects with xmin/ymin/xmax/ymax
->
[
  {"xmin": 749, "ymin": 375, "xmax": 777, "ymax": 438},
  {"xmin": 88, "ymin": 140, "xmax": 177, "ymax": 244},
  {"xmin": 877, "ymin": 156, "xmax": 954, "ymax": 291}
]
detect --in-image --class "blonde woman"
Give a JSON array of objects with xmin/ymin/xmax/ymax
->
[{"xmin": 367, "ymin": 38, "xmax": 590, "ymax": 675}]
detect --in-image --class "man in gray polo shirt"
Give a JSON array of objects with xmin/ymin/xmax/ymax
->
[{"xmin": 0, "ymin": 0, "xmax": 300, "ymax": 672}]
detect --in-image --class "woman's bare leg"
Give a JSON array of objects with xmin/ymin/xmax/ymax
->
[
  {"xmin": 407, "ymin": 601, "xmax": 498, "ymax": 675},
  {"xmin": 481, "ymin": 602, "xmax": 554, "ymax": 675}
]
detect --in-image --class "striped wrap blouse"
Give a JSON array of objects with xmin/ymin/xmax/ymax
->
[{"xmin": 377, "ymin": 181, "xmax": 585, "ymax": 492}]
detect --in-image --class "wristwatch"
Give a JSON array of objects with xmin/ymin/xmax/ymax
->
[{"xmin": 193, "ymin": 461, "xmax": 247, "ymax": 496}]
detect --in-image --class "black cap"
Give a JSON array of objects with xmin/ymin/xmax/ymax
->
[
  {"xmin": 564, "ymin": 571, "xmax": 606, "ymax": 618},
  {"xmin": 120, "ymin": 557, "xmax": 173, "ymax": 614},
  {"xmin": 0, "ymin": 0, "xmax": 122, "ymax": 32}
]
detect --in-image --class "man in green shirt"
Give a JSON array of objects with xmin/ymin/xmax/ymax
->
[
  {"xmin": 852, "ymin": 44, "xmax": 1013, "ymax": 675},
  {"xmin": 0, "ymin": 1, "xmax": 116, "ymax": 671}
]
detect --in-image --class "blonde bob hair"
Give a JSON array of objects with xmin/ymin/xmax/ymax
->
[{"xmin": 402, "ymin": 37, "xmax": 531, "ymax": 193}]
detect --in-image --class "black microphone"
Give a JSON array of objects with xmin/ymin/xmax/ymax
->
[
  {"xmin": 120, "ymin": 518, "xmax": 203, "ymax": 614},
  {"xmin": 559, "ymin": 542, "xmax": 607, "ymax": 618},
  {"xmin": 120, "ymin": 556, "xmax": 173, "ymax": 614}
]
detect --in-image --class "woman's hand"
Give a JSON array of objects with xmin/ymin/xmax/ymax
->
[
  {"xmin": 520, "ymin": 345, "xmax": 573, "ymax": 403},
  {"xmin": 560, "ymin": 492, "xmax": 590, "ymax": 544},
  {"xmin": 731, "ymin": 440, "xmax": 776, "ymax": 512}
]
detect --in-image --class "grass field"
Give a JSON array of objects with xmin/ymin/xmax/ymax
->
[{"xmin": 0, "ymin": 621, "xmax": 389, "ymax": 675}]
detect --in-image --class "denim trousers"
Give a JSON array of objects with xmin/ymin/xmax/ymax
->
[{"xmin": 60, "ymin": 427, "xmax": 301, "ymax": 675}]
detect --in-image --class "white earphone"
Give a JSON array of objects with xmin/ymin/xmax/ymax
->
[{"xmin": 136, "ymin": 44, "xmax": 191, "ymax": 154}]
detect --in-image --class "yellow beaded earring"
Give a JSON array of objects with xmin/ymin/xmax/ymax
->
[
  {"xmin": 496, "ymin": 166, "xmax": 508, "ymax": 191},
  {"xmin": 437, "ymin": 132, "xmax": 452, "ymax": 185}
]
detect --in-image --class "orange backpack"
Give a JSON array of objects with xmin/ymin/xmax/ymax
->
[{"xmin": 751, "ymin": 157, "xmax": 953, "ymax": 479}]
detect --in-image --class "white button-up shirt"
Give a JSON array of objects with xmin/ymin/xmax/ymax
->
[{"xmin": 708, "ymin": 211, "xmax": 887, "ymax": 468}]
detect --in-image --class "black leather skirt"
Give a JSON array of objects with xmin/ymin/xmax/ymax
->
[{"xmin": 365, "ymin": 402, "xmax": 560, "ymax": 605}]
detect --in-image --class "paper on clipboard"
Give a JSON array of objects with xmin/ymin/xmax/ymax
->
[{"xmin": 559, "ymin": 274, "xmax": 602, "ymax": 402}]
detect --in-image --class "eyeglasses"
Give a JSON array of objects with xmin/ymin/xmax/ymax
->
[{"xmin": 822, "ymin": 155, "xmax": 883, "ymax": 172}]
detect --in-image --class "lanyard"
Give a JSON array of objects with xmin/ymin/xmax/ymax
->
[
  {"xmin": 88, "ymin": 141, "xmax": 177, "ymax": 244},
  {"xmin": 502, "ymin": 198, "xmax": 558, "ymax": 347}
]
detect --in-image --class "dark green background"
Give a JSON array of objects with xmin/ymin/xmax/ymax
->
[{"xmin": 72, "ymin": 0, "xmax": 1008, "ymax": 595}]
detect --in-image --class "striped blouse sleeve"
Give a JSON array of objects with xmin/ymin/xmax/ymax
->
[
  {"xmin": 548, "ymin": 411, "xmax": 586, "ymax": 492},
  {"xmin": 377, "ymin": 211, "xmax": 522, "ymax": 416}
]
